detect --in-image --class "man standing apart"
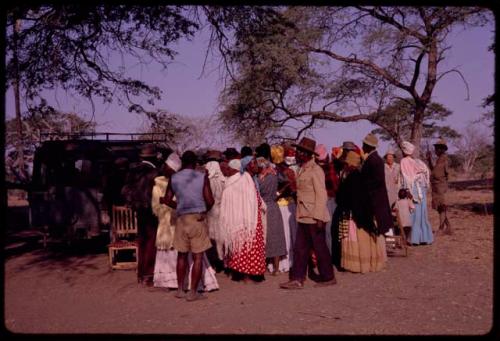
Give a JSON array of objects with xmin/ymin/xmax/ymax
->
[
  {"xmin": 280, "ymin": 137, "xmax": 336, "ymax": 289},
  {"xmin": 426, "ymin": 138, "xmax": 452, "ymax": 235},
  {"xmin": 121, "ymin": 144, "xmax": 160, "ymax": 287},
  {"xmin": 161, "ymin": 151, "xmax": 215, "ymax": 301},
  {"xmin": 360, "ymin": 134, "xmax": 393, "ymax": 240}
]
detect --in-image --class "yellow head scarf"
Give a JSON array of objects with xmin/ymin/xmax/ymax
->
[
  {"xmin": 271, "ymin": 145, "xmax": 284, "ymax": 164},
  {"xmin": 345, "ymin": 151, "xmax": 361, "ymax": 168}
]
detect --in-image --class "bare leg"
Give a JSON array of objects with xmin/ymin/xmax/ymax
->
[
  {"xmin": 190, "ymin": 252, "xmax": 203, "ymax": 294},
  {"xmin": 442, "ymin": 206, "xmax": 452, "ymax": 235},
  {"xmin": 186, "ymin": 252, "xmax": 206, "ymax": 301},
  {"xmin": 273, "ymin": 256, "xmax": 280, "ymax": 275},
  {"xmin": 175, "ymin": 252, "xmax": 188, "ymax": 298}
]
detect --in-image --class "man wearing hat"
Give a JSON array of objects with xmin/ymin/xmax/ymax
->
[
  {"xmin": 426, "ymin": 138, "xmax": 452, "ymax": 235},
  {"xmin": 360, "ymin": 133, "xmax": 393, "ymax": 238},
  {"xmin": 384, "ymin": 146, "xmax": 400, "ymax": 209},
  {"xmin": 121, "ymin": 144, "xmax": 161, "ymax": 287},
  {"xmin": 280, "ymin": 137, "xmax": 336, "ymax": 289}
]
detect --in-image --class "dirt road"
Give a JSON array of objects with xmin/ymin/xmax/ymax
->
[{"xmin": 4, "ymin": 188, "xmax": 494, "ymax": 335}]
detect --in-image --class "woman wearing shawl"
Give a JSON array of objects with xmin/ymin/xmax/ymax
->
[
  {"xmin": 152, "ymin": 153, "xmax": 219, "ymax": 292},
  {"xmin": 335, "ymin": 151, "xmax": 387, "ymax": 273},
  {"xmin": 219, "ymin": 156, "xmax": 267, "ymax": 283},
  {"xmin": 205, "ymin": 160, "xmax": 226, "ymax": 264},
  {"xmin": 399, "ymin": 141, "xmax": 433, "ymax": 245},
  {"xmin": 257, "ymin": 148, "xmax": 287, "ymax": 275}
]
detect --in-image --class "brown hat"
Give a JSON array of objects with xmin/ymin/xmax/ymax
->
[
  {"xmin": 205, "ymin": 149, "xmax": 222, "ymax": 161},
  {"xmin": 139, "ymin": 144, "xmax": 156, "ymax": 158},
  {"xmin": 434, "ymin": 138, "xmax": 448, "ymax": 151},
  {"xmin": 362, "ymin": 133, "xmax": 378, "ymax": 148},
  {"xmin": 342, "ymin": 141, "xmax": 357, "ymax": 151},
  {"xmin": 292, "ymin": 137, "xmax": 319, "ymax": 156}
]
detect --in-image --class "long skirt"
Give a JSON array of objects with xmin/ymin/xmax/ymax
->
[
  {"xmin": 276, "ymin": 202, "xmax": 298, "ymax": 272},
  {"xmin": 341, "ymin": 225, "xmax": 387, "ymax": 273},
  {"xmin": 228, "ymin": 209, "xmax": 266, "ymax": 276},
  {"xmin": 153, "ymin": 249, "xmax": 219, "ymax": 292},
  {"xmin": 409, "ymin": 187, "xmax": 434, "ymax": 245}
]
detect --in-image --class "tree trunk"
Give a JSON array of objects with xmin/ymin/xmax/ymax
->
[
  {"xmin": 410, "ymin": 102, "xmax": 425, "ymax": 158},
  {"xmin": 12, "ymin": 18, "xmax": 28, "ymax": 183}
]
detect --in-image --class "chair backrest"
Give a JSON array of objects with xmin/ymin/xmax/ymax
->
[{"xmin": 111, "ymin": 205, "xmax": 138, "ymax": 239}]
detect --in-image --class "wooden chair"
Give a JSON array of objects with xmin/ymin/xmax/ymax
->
[{"xmin": 108, "ymin": 205, "xmax": 138, "ymax": 270}]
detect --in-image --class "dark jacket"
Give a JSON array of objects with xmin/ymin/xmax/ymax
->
[
  {"xmin": 360, "ymin": 151, "xmax": 393, "ymax": 234},
  {"xmin": 121, "ymin": 161, "xmax": 159, "ymax": 210},
  {"xmin": 335, "ymin": 169, "xmax": 372, "ymax": 231}
]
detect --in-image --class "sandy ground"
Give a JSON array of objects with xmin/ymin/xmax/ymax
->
[{"xmin": 4, "ymin": 186, "xmax": 494, "ymax": 336}]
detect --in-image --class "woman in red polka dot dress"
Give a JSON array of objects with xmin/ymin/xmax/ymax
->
[
  {"xmin": 220, "ymin": 156, "xmax": 267, "ymax": 283},
  {"xmin": 228, "ymin": 182, "xmax": 266, "ymax": 278}
]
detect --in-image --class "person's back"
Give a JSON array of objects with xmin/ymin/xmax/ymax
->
[{"xmin": 171, "ymin": 168, "xmax": 206, "ymax": 216}]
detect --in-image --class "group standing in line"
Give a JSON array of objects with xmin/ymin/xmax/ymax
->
[{"xmin": 115, "ymin": 133, "xmax": 450, "ymax": 300}]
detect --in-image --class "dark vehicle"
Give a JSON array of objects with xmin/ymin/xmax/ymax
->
[{"xmin": 28, "ymin": 133, "xmax": 171, "ymax": 243}]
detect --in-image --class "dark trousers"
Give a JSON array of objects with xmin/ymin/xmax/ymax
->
[
  {"xmin": 290, "ymin": 222, "xmax": 335, "ymax": 282},
  {"xmin": 136, "ymin": 208, "xmax": 158, "ymax": 282}
]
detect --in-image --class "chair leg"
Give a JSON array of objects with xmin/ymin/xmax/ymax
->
[{"xmin": 108, "ymin": 248, "xmax": 115, "ymax": 269}]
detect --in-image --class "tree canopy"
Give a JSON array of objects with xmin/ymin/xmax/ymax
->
[{"xmin": 215, "ymin": 6, "xmax": 492, "ymax": 154}]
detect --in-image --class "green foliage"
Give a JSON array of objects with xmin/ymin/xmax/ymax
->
[
  {"xmin": 6, "ymin": 5, "xmax": 199, "ymax": 114},
  {"xmin": 218, "ymin": 7, "xmax": 322, "ymax": 143},
  {"xmin": 370, "ymin": 98, "xmax": 461, "ymax": 143},
  {"xmin": 5, "ymin": 103, "xmax": 97, "ymax": 182}
]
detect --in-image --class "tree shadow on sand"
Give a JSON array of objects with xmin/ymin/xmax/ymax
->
[{"xmin": 6, "ymin": 238, "xmax": 119, "ymax": 287}]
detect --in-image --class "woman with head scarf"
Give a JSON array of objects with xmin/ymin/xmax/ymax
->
[
  {"xmin": 333, "ymin": 150, "xmax": 387, "ymax": 273},
  {"xmin": 219, "ymin": 156, "xmax": 267, "ymax": 283},
  {"xmin": 152, "ymin": 153, "xmax": 219, "ymax": 292},
  {"xmin": 271, "ymin": 145, "xmax": 298, "ymax": 273},
  {"xmin": 202, "ymin": 158, "xmax": 226, "ymax": 272},
  {"xmin": 257, "ymin": 149, "xmax": 287, "ymax": 275},
  {"xmin": 399, "ymin": 141, "xmax": 433, "ymax": 245}
]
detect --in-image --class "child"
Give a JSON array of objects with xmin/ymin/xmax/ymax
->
[{"xmin": 392, "ymin": 188, "xmax": 415, "ymax": 244}]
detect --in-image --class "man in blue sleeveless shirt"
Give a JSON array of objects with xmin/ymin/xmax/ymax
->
[{"xmin": 161, "ymin": 151, "xmax": 215, "ymax": 301}]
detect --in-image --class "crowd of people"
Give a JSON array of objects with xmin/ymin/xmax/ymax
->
[{"xmin": 117, "ymin": 133, "xmax": 451, "ymax": 301}]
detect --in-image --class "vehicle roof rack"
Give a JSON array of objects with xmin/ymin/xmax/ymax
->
[{"xmin": 39, "ymin": 132, "xmax": 169, "ymax": 142}]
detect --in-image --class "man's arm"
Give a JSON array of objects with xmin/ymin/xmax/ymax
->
[
  {"xmin": 203, "ymin": 174, "xmax": 215, "ymax": 211},
  {"xmin": 426, "ymin": 151, "xmax": 434, "ymax": 171},
  {"xmin": 160, "ymin": 180, "xmax": 177, "ymax": 209}
]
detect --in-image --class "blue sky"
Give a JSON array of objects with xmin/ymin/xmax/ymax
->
[{"xmin": 5, "ymin": 15, "xmax": 495, "ymax": 154}]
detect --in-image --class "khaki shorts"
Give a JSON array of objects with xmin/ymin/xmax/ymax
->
[{"xmin": 173, "ymin": 213, "xmax": 212, "ymax": 253}]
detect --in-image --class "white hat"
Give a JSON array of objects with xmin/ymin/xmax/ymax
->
[
  {"xmin": 401, "ymin": 141, "xmax": 415, "ymax": 156},
  {"xmin": 165, "ymin": 153, "xmax": 181, "ymax": 172},
  {"xmin": 228, "ymin": 159, "xmax": 241, "ymax": 171}
]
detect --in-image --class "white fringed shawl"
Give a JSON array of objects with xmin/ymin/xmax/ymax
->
[
  {"xmin": 219, "ymin": 171, "xmax": 266, "ymax": 255},
  {"xmin": 400, "ymin": 156, "xmax": 430, "ymax": 202}
]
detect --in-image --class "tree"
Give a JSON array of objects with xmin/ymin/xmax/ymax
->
[
  {"xmin": 215, "ymin": 6, "xmax": 492, "ymax": 155},
  {"xmin": 370, "ymin": 98, "xmax": 460, "ymax": 145},
  {"xmin": 452, "ymin": 122, "xmax": 492, "ymax": 179},
  {"xmin": 140, "ymin": 110, "xmax": 234, "ymax": 153},
  {"xmin": 5, "ymin": 103, "xmax": 97, "ymax": 183},
  {"xmin": 6, "ymin": 5, "xmax": 199, "ymax": 114}
]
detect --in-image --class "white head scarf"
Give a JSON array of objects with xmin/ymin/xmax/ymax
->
[
  {"xmin": 228, "ymin": 159, "xmax": 241, "ymax": 171},
  {"xmin": 165, "ymin": 153, "xmax": 181, "ymax": 172},
  {"xmin": 401, "ymin": 141, "xmax": 415, "ymax": 156},
  {"xmin": 205, "ymin": 161, "xmax": 224, "ymax": 179}
]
